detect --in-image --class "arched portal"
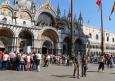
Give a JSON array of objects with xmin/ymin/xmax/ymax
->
[
  {"xmin": 0, "ymin": 28, "xmax": 14, "ymax": 52},
  {"xmin": 63, "ymin": 37, "xmax": 71, "ymax": 55},
  {"xmin": 41, "ymin": 29, "xmax": 58, "ymax": 55},
  {"xmin": 37, "ymin": 12, "xmax": 55, "ymax": 26},
  {"xmin": 42, "ymin": 40, "xmax": 53, "ymax": 54},
  {"xmin": 74, "ymin": 39, "xmax": 86, "ymax": 55},
  {"xmin": 19, "ymin": 30, "xmax": 34, "ymax": 52}
]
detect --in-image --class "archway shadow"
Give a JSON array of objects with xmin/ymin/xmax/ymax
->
[{"xmin": 52, "ymin": 75, "xmax": 74, "ymax": 78}]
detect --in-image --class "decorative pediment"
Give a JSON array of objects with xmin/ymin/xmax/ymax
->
[
  {"xmin": 16, "ymin": 11, "xmax": 32, "ymax": 20},
  {"xmin": 0, "ymin": 7, "xmax": 13, "ymax": 16}
]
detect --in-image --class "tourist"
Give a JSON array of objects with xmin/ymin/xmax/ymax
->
[
  {"xmin": 35, "ymin": 51, "xmax": 42, "ymax": 72},
  {"xmin": 25, "ymin": 53, "xmax": 31, "ymax": 71},
  {"xmin": 2, "ymin": 52, "xmax": 10, "ymax": 70},
  {"xmin": 72, "ymin": 53, "xmax": 81, "ymax": 79},
  {"xmin": 0, "ymin": 51, "xmax": 4, "ymax": 69},
  {"xmin": 43, "ymin": 53, "xmax": 50, "ymax": 67},
  {"xmin": 97, "ymin": 55, "xmax": 105, "ymax": 72},
  {"xmin": 18, "ymin": 53, "xmax": 26, "ymax": 71},
  {"xmin": 81, "ymin": 55, "xmax": 88, "ymax": 77}
]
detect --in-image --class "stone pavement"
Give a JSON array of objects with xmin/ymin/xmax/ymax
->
[{"xmin": 0, "ymin": 64, "xmax": 115, "ymax": 81}]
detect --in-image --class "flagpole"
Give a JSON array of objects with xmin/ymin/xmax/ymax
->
[
  {"xmin": 101, "ymin": 0, "xmax": 104, "ymax": 55},
  {"xmin": 70, "ymin": 0, "xmax": 74, "ymax": 56}
]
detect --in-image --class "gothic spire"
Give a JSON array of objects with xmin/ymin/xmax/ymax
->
[
  {"xmin": 14, "ymin": 0, "xmax": 19, "ymax": 10},
  {"xmin": 13, "ymin": 0, "xmax": 16, "ymax": 5},
  {"xmin": 78, "ymin": 12, "xmax": 83, "ymax": 21},
  {"xmin": 64, "ymin": 9, "xmax": 66, "ymax": 17},
  {"xmin": 68, "ymin": 9, "xmax": 71, "ymax": 17},
  {"xmin": 31, "ymin": 0, "xmax": 36, "ymax": 14},
  {"xmin": 57, "ymin": 3, "xmax": 61, "ymax": 17},
  {"xmin": 67, "ymin": 9, "xmax": 71, "ymax": 22},
  {"xmin": 78, "ymin": 12, "xmax": 83, "ymax": 27}
]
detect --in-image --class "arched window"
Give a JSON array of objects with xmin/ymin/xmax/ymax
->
[
  {"xmin": 23, "ymin": 21, "xmax": 26, "ymax": 25},
  {"xmin": 89, "ymin": 33, "xmax": 92, "ymax": 38},
  {"xmin": 107, "ymin": 37, "xmax": 109, "ymax": 42},
  {"xmin": 93, "ymin": 45, "xmax": 95, "ymax": 48},
  {"xmin": 37, "ymin": 12, "xmax": 55, "ymax": 26},
  {"xmin": 2, "ymin": 17, "xmax": 7, "ymax": 23},
  {"xmin": 96, "ymin": 45, "xmax": 98, "ymax": 48},
  {"xmin": 112, "ymin": 38, "xmax": 114, "ymax": 42},
  {"xmin": 90, "ymin": 45, "xmax": 92, "ymax": 48},
  {"xmin": 96, "ymin": 34, "xmax": 99, "ymax": 40}
]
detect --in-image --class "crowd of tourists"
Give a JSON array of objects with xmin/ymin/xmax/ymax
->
[
  {"xmin": 1, "ymin": 50, "xmax": 115, "ymax": 79},
  {"xmin": 0, "ymin": 51, "xmax": 43, "ymax": 71},
  {"xmin": 0, "ymin": 51, "xmax": 75, "ymax": 71},
  {"xmin": 88, "ymin": 54, "xmax": 115, "ymax": 68},
  {"xmin": 0, "ymin": 50, "xmax": 88, "ymax": 80}
]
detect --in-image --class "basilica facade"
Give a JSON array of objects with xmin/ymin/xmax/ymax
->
[
  {"xmin": 0, "ymin": 0, "xmax": 115, "ymax": 55},
  {"xmin": 0, "ymin": 0, "xmax": 86, "ymax": 55}
]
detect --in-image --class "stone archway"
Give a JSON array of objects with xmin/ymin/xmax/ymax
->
[
  {"xmin": 74, "ymin": 38, "xmax": 85, "ymax": 55},
  {"xmin": 0, "ymin": 28, "xmax": 14, "ymax": 52},
  {"xmin": 42, "ymin": 40, "xmax": 53, "ymax": 54},
  {"xmin": 41, "ymin": 29, "xmax": 59, "ymax": 55},
  {"xmin": 63, "ymin": 37, "xmax": 71, "ymax": 55},
  {"xmin": 18, "ymin": 30, "xmax": 34, "ymax": 53}
]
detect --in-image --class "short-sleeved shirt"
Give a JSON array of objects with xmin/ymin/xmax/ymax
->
[{"xmin": 36, "ymin": 53, "xmax": 42, "ymax": 60}]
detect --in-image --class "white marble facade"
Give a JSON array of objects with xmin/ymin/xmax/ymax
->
[{"xmin": 83, "ymin": 25, "xmax": 115, "ymax": 55}]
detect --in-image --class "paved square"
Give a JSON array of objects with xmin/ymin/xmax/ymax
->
[{"xmin": 0, "ymin": 64, "xmax": 115, "ymax": 81}]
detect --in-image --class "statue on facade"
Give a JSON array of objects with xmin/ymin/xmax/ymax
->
[
  {"xmin": 44, "ymin": 0, "xmax": 51, "ymax": 4},
  {"xmin": 3, "ymin": 0, "xmax": 9, "ymax": 5},
  {"xmin": 15, "ymin": 0, "xmax": 31, "ymax": 9}
]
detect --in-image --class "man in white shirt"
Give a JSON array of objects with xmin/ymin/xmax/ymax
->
[{"xmin": 35, "ymin": 51, "xmax": 42, "ymax": 72}]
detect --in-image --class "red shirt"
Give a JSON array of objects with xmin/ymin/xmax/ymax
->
[{"xmin": 0, "ymin": 51, "xmax": 4, "ymax": 58}]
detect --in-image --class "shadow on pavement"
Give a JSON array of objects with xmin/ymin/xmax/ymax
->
[
  {"xmin": 87, "ymin": 70, "xmax": 97, "ymax": 72},
  {"xmin": 52, "ymin": 75, "xmax": 74, "ymax": 78}
]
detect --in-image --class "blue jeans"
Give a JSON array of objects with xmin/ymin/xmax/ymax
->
[
  {"xmin": 19, "ymin": 62, "xmax": 24, "ymax": 71},
  {"xmin": 2, "ymin": 61, "xmax": 8, "ymax": 70},
  {"xmin": 0, "ymin": 59, "xmax": 2, "ymax": 69}
]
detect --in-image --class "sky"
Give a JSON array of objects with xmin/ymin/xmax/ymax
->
[
  {"xmin": 50, "ymin": 0, "xmax": 115, "ymax": 32},
  {"xmin": 0, "ymin": 0, "xmax": 115, "ymax": 32}
]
